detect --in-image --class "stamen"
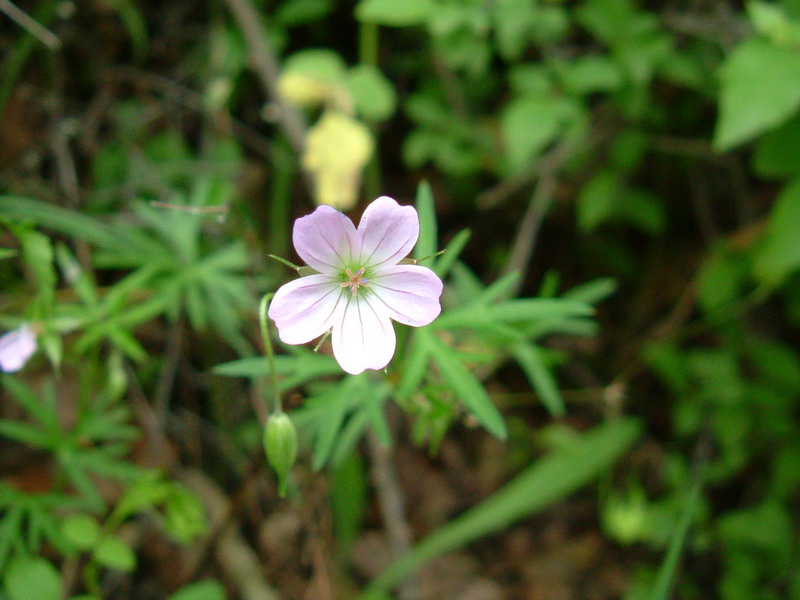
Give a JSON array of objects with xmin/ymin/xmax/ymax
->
[{"xmin": 341, "ymin": 266, "xmax": 369, "ymax": 296}]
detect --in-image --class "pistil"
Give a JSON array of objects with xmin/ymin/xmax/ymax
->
[{"xmin": 341, "ymin": 267, "xmax": 370, "ymax": 296}]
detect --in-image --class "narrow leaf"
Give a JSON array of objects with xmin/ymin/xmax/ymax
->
[
  {"xmin": 511, "ymin": 343, "xmax": 565, "ymax": 417},
  {"xmin": 360, "ymin": 418, "xmax": 641, "ymax": 599},
  {"xmin": 429, "ymin": 336, "xmax": 507, "ymax": 439},
  {"xmin": 414, "ymin": 180, "xmax": 437, "ymax": 260}
]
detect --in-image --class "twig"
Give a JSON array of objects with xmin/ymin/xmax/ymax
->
[
  {"xmin": 51, "ymin": 124, "xmax": 81, "ymax": 206},
  {"xmin": 220, "ymin": 0, "xmax": 307, "ymax": 158},
  {"xmin": 502, "ymin": 140, "xmax": 576, "ymax": 297},
  {"xmin": 105, "ymin": 66, "xmax": 279, "ymax": 162},
  {"xmin": 367, "ymin": 430, "xmax": 418, "ymax": 600},
  {"xmin": 662, "ymin": 4, "xmax": 749, "ymax": 50},
  {"xmin": 0, "ymin": 0, "xmax": 61, "ymax": 50},
  {"xmin": 154, "ymin": 317, "xmax": 184, "ymax": 422},
  {"xmin": 687, "ymin": 165, "xmax": 720, "ymax": 244},
  {"xmin": 182, "ymin": 470, "xmax": 281, "ymax": 600}
]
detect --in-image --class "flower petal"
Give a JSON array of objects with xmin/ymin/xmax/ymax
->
[
  {"xmin": 268, "ymin": 275, "xmax": 345, "ymax": 345},
  {"xmin": 369, "ymin": 265, "xmax": 443, "ymax": 327},
  {"xmin": 293, "ymin": 205, "xmax": 357, "ymax": 273},
  {"xmin": 0, "ymin": 324, "xmax": 37, "ymax": 373},
  {"xmin": 331, "ymin": 295, "xmax": 396, "ymax": 375},
  {"xmin": 357, "ymin": 196, "xmax": 419, "ymax": 268}
]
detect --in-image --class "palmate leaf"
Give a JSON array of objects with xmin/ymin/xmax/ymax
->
[
  {"xmin": 0, "ymin": 197, "xmax": 119, "ymax": 248},
  {"xmin": 0, "ymin": 484, "xmax": 76, "ymax": 569},
  {"xmin": 397, "ymin": 328, "xmax": 433, "ymax": 399},
  {"xmin": 427, "ymin": 334, "xmax": 507, "ymax": 439},
  {"xmin": 1, "ymin": 377, "xmax": 59, "ymax": 434},
  {"xmin": 432, "ymin": 297, "xmax": 593, "ymax": 331},
  {"xmin": 214, "ymin": 350, "xmax": 342, "ymax": 391},
  {"xmin": 0, "ymin": 420, "xmax": 53, "ymax": 449},
  {"xmin": 510, "ymin": 342, "xmax": 565, "ymax": 417},
  {"xmin": 290, "ymin": 375, "xmax": 392, "ymax": 469}
]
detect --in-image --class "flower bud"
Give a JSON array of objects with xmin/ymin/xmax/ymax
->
[{"xmin": 263, "ymin": 413, "xmax": 298, "ymax": 498}]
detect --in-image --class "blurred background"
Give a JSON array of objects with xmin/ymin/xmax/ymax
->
[{"xmin": 1, "ymin": 0, "xmax": 800, "ymax": 599}]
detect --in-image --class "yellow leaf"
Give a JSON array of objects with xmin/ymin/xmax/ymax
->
[{"xmin": 302, "ymin": 111, "xmax": 374, "ymax": 210}]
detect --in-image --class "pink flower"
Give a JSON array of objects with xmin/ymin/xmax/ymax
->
[
  {"xmin": 269, "ymin": 196, "xmax": 443, "ymax": 375},
  {"xmin": 0, "ymin": 324, "xmax": 37, "ymax": 373}
]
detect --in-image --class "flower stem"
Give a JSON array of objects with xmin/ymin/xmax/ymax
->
[{"xmin": 259, "ymin": 293, "xmax": 281, "ymax": 415}]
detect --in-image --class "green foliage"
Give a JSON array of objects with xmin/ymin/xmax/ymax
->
[
  {"xmin": 3, "ymin": 0, "xmax": 800, "ymax": 597},
  {"xmin": 754, "ymin": 177, "xmax": 800, "ymax": 285},
  {"xmin": 714, "ymin": 38, "xmax": 800, "ymax": 151},
  {"xmin": 356, "ymin": 0, "xmax": 436, "ymax": 27},
  {"xmin": 168, "ymin": 580, "xmax": 227, "ymax": 600},
  {"xmin": 3, "ymin": 556, "xmax": 62, "ymax": 600}
]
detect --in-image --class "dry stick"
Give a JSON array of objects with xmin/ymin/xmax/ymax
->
[
  {"xmin": 502, "ymin": 140, "xmax": 575, "ymax": 297},
  {"xmin": 367, "ymin": 431, "xmax": 418, "ymax": 600},
  {"xmin": 221, "ymin": 0, "xmax": 307, "ymax": 159},
  {"xmin": 183, "ymin": 470, "xmax": 281, "ymax": 600},
  {"xmin": 0, "ymin": 0, "xmax": 61, "ymax": 50},
  {"xmin": 154, "ymin": 317, "xmax": 184, "ymax": 422},
  {"xmin": 106, "ymin": 66, "xmax": 277, "ymax": 161}
]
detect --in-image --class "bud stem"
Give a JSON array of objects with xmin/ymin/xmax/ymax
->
[{"xmin": 258, "ymin": 293, "xmax": 281, "ymax": 415}]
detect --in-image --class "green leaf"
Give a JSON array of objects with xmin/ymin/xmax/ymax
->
[
  {"xmin": 753, "ymin": 113, "xmax": 800, "ymax": 178},
  {"xmin": 492, "ymin": 0, "xmax": 537, "ymax": 60},
  {"xmin": 61, "ymin": 514, "xmax": 101, "ymax": 550},
  {"xmin": 164, "ymin": 486, "xmax": 208, "ymax": 544},
  {"xmin": 647, "ymin": 480, "xmax": 703, "ymax": 600},
  {"xmin": 511, "ymin": 343, "xmax": 565, "ymax": 417},
  {"xmin": 330, "ymin": 453, "xmax": 368, "ymax": 556},
  {"xmin": 283, "ymin": 49, "xmax": 347, "ymax": 83},
  {"xmin": 414, "ymin": 181, "xmax": 437, "ymax": 260},
  {"xmin": 562, "ymin": 278, "xmax": 617, "ymax": 304},
  {"xmin": 359, "ymin": 418, "xmax": 642, "ymax": 599},
  {"xmin": 433, "ymin": 298, "xmax": 592, "ymax": 331},
  {"xmin": 0, "ymin": 197, "xmax": 119, "ymax": 248},
  {"xmin": 696, "ymin": 245, "xmax": 750, "ymax": 312},
  {"xmin": 346, "ymin": 64, "xmax": 397, "ymax": 122},
  {"xmin": 713, "ymin": 38, "xmax": 800, "ymax": 152},
  {"xmin": 93, "ymin": 535, "xmax": 136, "ymax": 571},
  {"xmin": 4, "ymin": 556, "xmax": 62, "ymax": 600},
  {"xmin": 397, "ymin": 329, "xmax": 433, "ymax": 399},
  {"xmin": 214, "ymin": 352, "xmax": 342, "ymax": 390},
  {"xmin": 18, "ymin": 229, "xmax": 56, "ymax": 302},
  {"xmin": 168, "ymin": 580, "xmax": 226, "ymax": 600},
  {"xmin": 275, "ymin": 0, "xmax": 333, "ymax": 26},
  {"xmin": 556, "ymin": 55, "xmax": 623, "ymax": 95},
  {"xmin": 753, "ymin": 177, "xmax": 800, "ymax": 285},
  {"xmin": 578, "ymin": 170, "xmax": 619, "ymax": 231},
  {"xmin": 428, "ymin": 335, "xmax": 507, "ymax": 439},
  {"xmin": 355, "ymin": 0, "xmax": 436, "ymax": 26},
  {"xmin": 577, "ymin": 170, "xmax": 664, "ymax": 234},
  {"xmin": 435, "ymin": 229, "xmax": 470, "ymax": 278},
  {"xmin": 501, "ymin": 96, "xmax": 564, "ymax": 170},
  {"xmin": 747, "ymin": 0, "xmax": 800, "ymax": 45},
  {"xmin": 103, "ymin": 0, "xmax": 148, "ymax": 62}
]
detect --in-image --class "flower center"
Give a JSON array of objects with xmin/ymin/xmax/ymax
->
[{"xmin": 340, "ymin": 267, "xmax": 370, "ymax": 296}]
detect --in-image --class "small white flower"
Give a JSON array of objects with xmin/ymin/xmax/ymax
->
[
  {"xmin": 0, "ymin": 324, "xmax": 37, "ymax": 373},
  {"xmin": 268, "ymin": 196, "xmax": 443, "ymax": 375}
]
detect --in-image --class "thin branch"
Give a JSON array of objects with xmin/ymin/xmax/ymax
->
[
  {"xmin": 105, "ymin": 66, "xmax": 279, "ymax": 162},
  {"xmin": 154, "ymin": 317, "xmax": 184, "ymax": 422},
  {"xmin": 502, "ymin": 140, "xmax": 576, "ymax": 297},
  {"xmin": 220, "ymin": 0, "xmax": 307, "ymax": 158},
  {"xmin": 0, "ymin": 0, "xmax": 61, "ymax": 50},
  {"xmin": 367, "ymin": 430, "xmax": 418, "ymax": 600}
]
